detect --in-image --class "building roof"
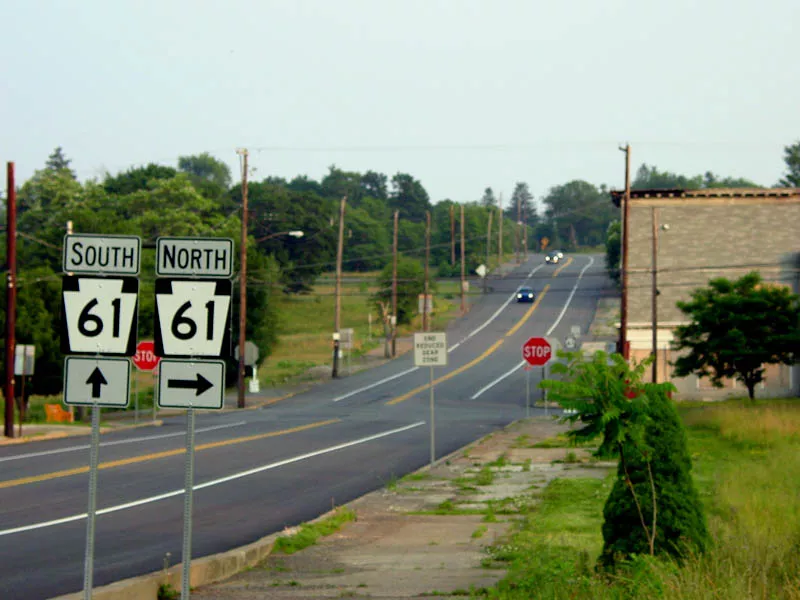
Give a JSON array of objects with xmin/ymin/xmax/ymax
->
[{"xmin": 609, "ymin": 187, "xmax": 800, "ymax": 207}]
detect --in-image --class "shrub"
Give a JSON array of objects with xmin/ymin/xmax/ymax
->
[{"xmin": 600, "ymin": 388, "xmax": 709, "ymax": 567}]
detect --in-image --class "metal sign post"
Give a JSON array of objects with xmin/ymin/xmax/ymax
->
[
  {"xmin": 154, "ymin": 236, "xmax": 233, "ymax": 600},
  {"xmin": 133, "ymin": 374, "xmax": 139, "ymax": 425},
  {"xmin": 525, "ymin": 365, "xmax": 531, "ymax": 418},
  {"xmin": 181, "ymin": 407, "xmax": 196, "ymax": 600},
  {"xmin": 413, "ymin": 332, "xmax": 447, "ymax": 466},
  {"xmin": 429, "ymin": 366, "xmax": 435, "ymax": 465},
  {"xmin": 61, "ymin": 233, "xmax": 141, "ymax": 600},
  {"xmin": 521, "ymin": 336, "xmax": 556, "ymax": 417},
  {"xmin": 543, "ymin": 364, "xmax": 548, "ymax": 416},
  {"xmin": 83, "ymin": 403, "xmax": 101, "ymax": 600}
]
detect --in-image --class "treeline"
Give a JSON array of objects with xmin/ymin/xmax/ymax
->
[{"xmin": 1, "ymin": 148, "xmax": 620, "ymax": 394}]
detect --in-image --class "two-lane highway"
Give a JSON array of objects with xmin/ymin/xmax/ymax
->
[{"xmin": 0, "ymin": 254, "xmax": 611, "ymax": 599}]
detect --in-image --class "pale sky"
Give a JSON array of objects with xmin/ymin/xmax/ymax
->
[{"xmin": 2, "ymin": 0, "xmax": 798, "ymax": 206}]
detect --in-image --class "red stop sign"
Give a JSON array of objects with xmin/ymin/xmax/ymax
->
[
  {"xmin": 522, "ymin": 337, "xmax": 553, "ymax": 366},
  {"xmin": 133, "ymin": 340, "xmax": 160, "ymax": 371}
]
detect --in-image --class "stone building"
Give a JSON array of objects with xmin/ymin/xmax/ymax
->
[{"xmin": 610, "ymin": 187, "xmax": 800, "ymax": 399}]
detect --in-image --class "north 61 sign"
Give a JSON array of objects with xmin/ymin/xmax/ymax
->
[{"xmin": 154, "ymin": 278, "xmax": 232, "ymax": 358}]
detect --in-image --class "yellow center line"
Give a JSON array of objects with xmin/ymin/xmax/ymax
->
[
  {"xmin": 0, "ymin": 418, "xmax": 341, "ymax": 490},
  {"xmin": 505, "ymin": 285, "xmax": 549, "ymax": 338},
  {"xmin": 387, "ymin": 285, "xmax": 550, "ymax": 406},
  {"xmin": 553, "ymin": 256, "xmax": 574, "ymax": 277}
]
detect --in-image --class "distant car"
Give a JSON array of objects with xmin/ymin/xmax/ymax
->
[
  {"xmin": 554, "ymin": 249, "xmax": 564, "ymax": 259},
  {"xmin": 545, "ymin": 251, "xmax": 560, "ymax": 264},
  {"xmin": 516, "ymin": 286, "xmax": 536, "ymax": 303}
]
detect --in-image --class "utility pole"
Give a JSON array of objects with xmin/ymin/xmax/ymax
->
[
  {"xmin": 4, "ymin": 163, "xmax": 16, "ymax": 438},
  {"xmin": 423, "ymin": 210, "xmax": 431, "ymax": 332},
  {"xmin": 651, "ymin": 207, "xmax": 659, "ymax": 383},
  {"xmin": 391, "ymin": 210, "xmax": 399, "ymax": 357},
  {"xmin": 523, "ymin": 204, "xmax": 528, "ymax": 261},
  {"xmin": 516, "ymin": 191, "xmax": 522, "ymax": 264},
  {"xmin": 484, "ymin": 210, "xmax": 493, "ymax": 294},
  {"xmin": 332, "ymin": 195, "xmax": 347, "ymax": 378},
  {"xmin": 450, "ymin": 205, "xmax": 456, "ymax": 266},
  {"xmin": 460, "ymin": 204, "xmax": 466, "ymax": 314},
  {"xmin": 619, "ymin": 144, "xmax": 631, "ymax": 359},
  {"xmin": 236, "ymin": 148, "xmax": 249, "ymax": 409},
  {"xmin": 497, "ymin": 193, "xmax": 503, "ymax": 268}
]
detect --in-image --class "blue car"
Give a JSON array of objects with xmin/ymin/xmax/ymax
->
[{"xmin": 516, "ymin": 287, "xmax": 536, "ymax": 303}]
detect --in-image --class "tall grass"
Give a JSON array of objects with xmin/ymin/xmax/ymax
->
[{"xmin": 485, "ymin": 399, "xmax": 800, "ymax": 599}]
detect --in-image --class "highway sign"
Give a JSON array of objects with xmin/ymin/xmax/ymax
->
[
  {"xmin": 63, "ymin": 356, "xmax": 130, "ymax": 407},
  {"xmin": 61, "ymin": 276, "xmax": 139, "ymax": 356},
  {"xmin": 475, "ymin": 264, "xmax": 487, "ymax": 278},
  {"xmin": 14, "ymin": 344, "xmax": 35, "ymax": 375},
  {"xmin": 414, "ymin": 332, "xmax": 448, "ymax": 367},
  {"xmin": 133, "ymin": 340, "xmax": 160, "ymax": 371},
  {"xmin": 154, "ymin": 278, "xmax": 232, "ymax": 357},
  {"xmin": 564, "ymin": 335, "xmax": 578, "ymax": 350},
  {"xmin": 522, "ymin": 336, "xmax": 554, "ymax": 366},
  {"xmin": 571, "ymin": 325, "xmax": 581, "ymax": 337},
  {"xmin": 63, "ymin": 234, "xmax": 141, "ymax": 276},
  {"xmin": 156, "ymin": 237, "xmax": 234, "ymax": 278},
  {"xmin": 157, "ymin": 359, "xmax": 225, "ymax": 410},
  {"xmin": 234, "ymin": 340, "xmax": 260, "ymax": 366}
]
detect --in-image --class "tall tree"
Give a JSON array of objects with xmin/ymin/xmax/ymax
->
[
  {"xmin": 389, "ymin": 173, "xmax": 430, "ymax": 222},
  {"xmin": 45, "ymin": 146, "xmax": 76, "ymax": 179},
  {"xmin": 480, "ymin": 187, "xmax": 496, "ymax": 209},
  {"xmin": 321, "ymin": 165, "xmax": 364, "ymax": 205},
  {"xmin": 103, "ymin": 163, "xmax": 178, "ymax": 195},
  {"xmin": 507, "ymin": 182, "xmax": 534, "ymax": 221},
  {"xmin": 672, "ymin": 272, "xmax": 800, "ymax": 400},
  {"xmin": 634, "ymin": 164, "xmax": 760, "ymax": 190},
  {"xmin": 779, "ymin": 140, "xmax": 800, "ymax": 187},
  {"xmin": 542, "ymin": 180, "xmax": 614, "ymax": 248},
  {"xmin": 178, "ymin": 152, "xmax": 232, "ymax": 189},
  {"xmin": 360, "ymin": 170, "xmax": 389, "ymax": 201}
]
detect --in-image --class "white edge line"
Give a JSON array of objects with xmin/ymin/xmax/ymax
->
[
  {"xmin": 470, "ymin": 361, "xmax": 526, "ymax": 399},
  {"xmin": 471, "ymin": 256, "xmax": 595, "ymax": 400},
  {"xmin": 0, "ymin": 421, "xmax": 427, "ymax": 537},
  {"xmin": 545, "ymin": 256, "xmax": 595, "ymax": 336},
  {"xmin": 0, "ymin": 421, "xmax": 248, "ymax": 463},
  {"xmin": 332, "ymin": 367, "xmax": 419, "ymax": 402},
  {"xmin": 334, "ymin": 262, "xmax": 543, "ymax": 402}
]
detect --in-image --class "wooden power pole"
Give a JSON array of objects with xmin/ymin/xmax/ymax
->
[
  {"xmin": 484, "ymin": 210, "xmax": 493, "ymax": 294},
  {"xmin": 423, "ymin": 210, "xmax": 431, "ymax": 332},
  {"xmin": 4, "ymin": 163, "xmax": 16, "ymax": 438},
  {"xmin": 236, "ymin": 149, "xmax": 249, "ymax": 409},
  {"xmin": 450, "ymin": 205, "xmax": 456, "ymax": 266},
  {"xmin": 391, "ymin": 210, "xmax": 399, "ymax": 357},
  {"xmin": 516, "ymin": 191, "xmax": 522, "ymax": 264},
  {"xmin": 497, "ymin": 193, "xmax": 503, "ymax": 267},
  {"xmin": 460, "ymin": 205, "xmax": 466, "ymax": 314},
  {"xmin": 332, "ymin": 195, "xmax": 347, "ymax": 378},
  {"xmin": 619, "ymin": 144, "xmax": 631, "ymax": 359}
]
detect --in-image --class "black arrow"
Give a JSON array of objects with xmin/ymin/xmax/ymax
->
[
  {"xmin": 168, "ymin": 373, "xmax": 213, "ymax": 396},
  {"xmin": 86, "ymin": 368, "xmax": 108, "ymax": 399}
]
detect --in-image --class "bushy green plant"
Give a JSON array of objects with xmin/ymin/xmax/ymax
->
[
  {"xmin": 541, "ymin": 350, "xmax": 708, "ymax": 568},
  {"xmin": 600, "ymin": 389, "xmax": 709, "ymax": 567}
]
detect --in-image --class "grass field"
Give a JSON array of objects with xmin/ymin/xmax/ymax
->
[
  {"xmin": 485, "ymin": 398, "xmax": 800, "ymax": 599},
  {"xmin": 258, "ymin": 278, "xmax": 478, "ymax": 387}
]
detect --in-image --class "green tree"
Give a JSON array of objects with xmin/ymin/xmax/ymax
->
[
  {"xmin": 321, "ymin": 165, "xmax": 364, "ymax": 205},
  {"xmin": 178, "ymin": 152, "xmax": 231, "ymax": 195},
  {"xmin": 605, "ymin": 220, "xmax": 621, "ymax": 285},
  {"xmin": 342, "ymin": 207, "xmax": 390, "ymax": 271},
  {"xmin": 373, "ymin": 256, "xmax": 425, "ymax": 325},
  {"xmin": 672, "ymin": 272, "xmax": 800, "ymax": 400},
  {"xmin": 779, "ymin": 140, "xmax": 800, "ymax": 187},
  {"xmin": 541, "ymin": 351, "xmax": 708, "ymax": 567},
  {"xmin": 480, "ymin": 187, "xmax": 496, "ymax": 209},
  {"xmin": 542, "ymin": 180, "xmax": 614, "ymax": 249},
  {"xmin": 45, "ymin": 146, "xmax": 76, "ymax": 179},
  {"xmin": 103, "ymin": 163, "xmax": 178, "ymax": 195},
  {"xmin": 360, "ymin": 170, "xmax": 389, "ymax": 201},
  {"xmin": 389, "ymin": 173, "xmax": 430, "ymax": 222},
  {"xmin": 634, "ymin": 164, "xmax": 759, "ymax": 190}
]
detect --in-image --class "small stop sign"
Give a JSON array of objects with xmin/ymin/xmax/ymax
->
[
  {"xmin": 133, "ymin": 340, "xmax": 160, "ymax": 371},
  {"xmin": 522, "ymin": 337, "xmax": 553, "ymax": 366}
]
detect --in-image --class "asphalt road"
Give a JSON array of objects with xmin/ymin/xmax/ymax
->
[{"xmin": 0, "ymin": 254, "xmax": 610, "ymax": 600}]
